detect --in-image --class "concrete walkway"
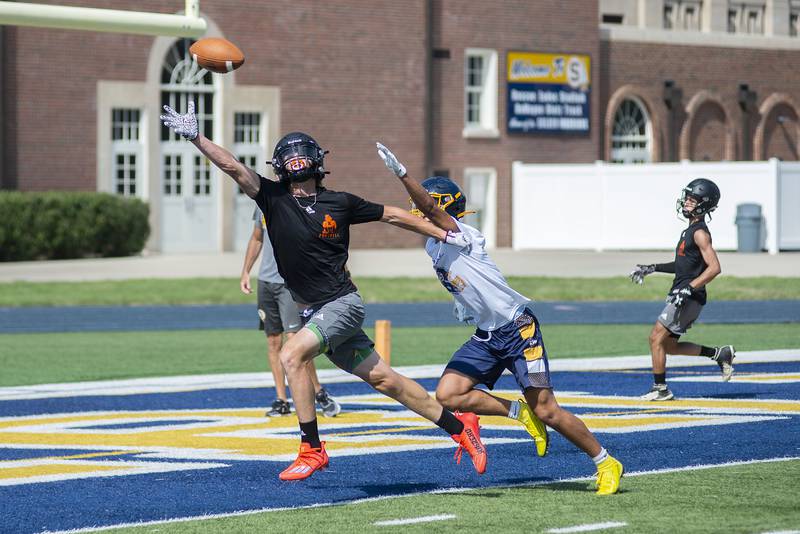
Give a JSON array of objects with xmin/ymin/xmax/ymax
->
[{"xmin": 0, "ymin": 249, "xmax": 797, "ymax": 282}]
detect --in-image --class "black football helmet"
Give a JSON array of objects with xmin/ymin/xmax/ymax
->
[
  {"xmin": 411, "ymin": 176, "xmax": 468, "ymax": 219},
  {"xmin": 677, "ymin": 178, "xmax": 721, "ymax": 218},
  {"xmin": 270, "ymin": 132, "xmax": 328, "ymax": 183}
]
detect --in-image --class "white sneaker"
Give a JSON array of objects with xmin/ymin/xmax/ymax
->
[
  {"xmin": 315, "ymin": 388, "xmax": 341, "ymax": 417},
  {"xmin": 641, "ymin": 383, "xmax": 674, "ymax": 401},
  {"xmin": 713, "ymin": 345, "xmax": 736, "ymax": 382}
]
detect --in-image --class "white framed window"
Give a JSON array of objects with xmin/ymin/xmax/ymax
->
[
  {"xmin": 611, "ymin": 98, "xmax": 652, "ymax": 164},
  {"xmin": 728, "ymin": 3, "xmax": 765, "ymax": 34},
  {"xmin": 233, "ymin": 112, "xmax": 264, "ymax": 195},
  {"xmin": 664, "ymin": 0, "xmax": 703, "ymax": 30},
  {"xmin": 462, "ymin": 168, "xmax": 497, "ymax": 248},
  {"xmin": 110, "ymin": 108, "xmax": 142, "ymax": 197},
  {"xmin": 193, "ymin": 155, "xmax": 212, "ymax": 196},
  {"xmin": 463, "ymin": 48, "xmax": 499, "ymax": 138},
  {"xmin": 790, "ymin": 9, "xmax": 799, "ymax": 37},
  {"xmin": 163, "ymin": 154, "xmax": 182, "ymax": 196}
]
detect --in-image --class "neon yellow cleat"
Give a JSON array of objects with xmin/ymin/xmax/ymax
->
[
  {"xmin": 595, "ymin": 455, "xmax": 624, "ymax": 495},
  {"xmin": 518, "ymin": 400, "xmax": 549, "ymax": 457}
]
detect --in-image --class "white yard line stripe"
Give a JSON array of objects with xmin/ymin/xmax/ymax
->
[
  {"xmin": 1, "ymin": 349, "xmax": 798, "ymax": 401},
  {"xmin": 374, "ymin": 514, "xmax": 456, "ymax": 526},
  {"xmin": 548, "ymin": 521, "xmax": 627, "ymax": 533},
  {"xmin": 45, "ymin": 456, "xmax": 800, "ymax": 534}
]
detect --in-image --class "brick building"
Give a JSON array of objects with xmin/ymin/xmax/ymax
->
[{"xmin": 0, "ymin": 0, "xmax": 798, "ymax": 252}]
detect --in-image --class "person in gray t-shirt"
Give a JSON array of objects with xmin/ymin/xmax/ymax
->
[{"xmin": 241, "ymin": 207, "xmax": 341, "ymax": 418}]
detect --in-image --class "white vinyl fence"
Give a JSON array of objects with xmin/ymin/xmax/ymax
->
[{"xmin": 512, "ymin": 159, "xmax": 800, "ymax": 254}]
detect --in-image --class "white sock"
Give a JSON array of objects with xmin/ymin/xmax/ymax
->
[
  {"xmin": 592, "ymin": 447, "xmax": 609, "ymax": 466},
  {"xmin": 508, "ymin": 400, "xmax": 521, "ymax": 420}
]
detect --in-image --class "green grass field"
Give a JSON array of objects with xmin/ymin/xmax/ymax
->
[
  {"xmin": 101, "ymin": 459, "xmax": 800, "ymax": 533},
  {"xmin": 2, "ymin": 323, "xmax": 798, "ymax": 387},
  {"xmin": 2, "ymin": 278, "xmax": 798, "ymax": 533},
  {"xmin": 1, "ymin": 276, "xmax": 799, "ymax": 306}
]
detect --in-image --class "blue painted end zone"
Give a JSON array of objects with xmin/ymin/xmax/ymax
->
[{"xmin": 1, "ymin": 360, "xmax": 799, "ymax": 533}]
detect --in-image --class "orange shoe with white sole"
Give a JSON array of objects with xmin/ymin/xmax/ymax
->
[
  {"xmin": 278, "ymin": 442, "xmax": 329, "ymax": 481},
  {"xmin": 451, "ymin": 412, "xmax": 487, "ymax": 474}
]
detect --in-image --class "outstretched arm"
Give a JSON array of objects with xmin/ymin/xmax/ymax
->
[
  {"xmin": 161, "ymin": 102, "xmax": 261, "ymax": 197},
  {"xmin": 629, "ymin": 261, "xmax": 675, "ymax": 284},
  {"xmin": 193, "ymin": 135, "xmax": 261, "ymax": 197},
  {"xmin": 381, "ymin": 205, "xmax": 447, "ymax": 240},
  {"xmin": 381, "ymin": 206, "xmax": 469, "ymax": 247},
  {"xmin": 376, "ymin": 142, "xmax": 459, "ymax": 233}
]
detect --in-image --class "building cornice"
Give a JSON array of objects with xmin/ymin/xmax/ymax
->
[{"xmin": 600, "ymin": 24, "xmax": 800, "ymax": 50}]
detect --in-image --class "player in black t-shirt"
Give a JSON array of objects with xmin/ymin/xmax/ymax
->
[
  {"xmin": 161, "ymin": 103, "xmax": 487, "ymax": 481},
  {"xmin": 629, "ymin": 179, "xmax": 735, "ymax": 401}
]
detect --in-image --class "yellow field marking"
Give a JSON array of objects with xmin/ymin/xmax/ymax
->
[
  {"xmin": 0, "ymin": 463, "xmax": 120, "ymax": 480},
  {"xmin": 4, "ymin": 450, "xmax": 141, "ymax": 463},
  {"xmin": 578, "ymin": 408, "xmax": 667, "ymax": 417},
  {"xmin": 0, "ymin": 410, "xmax": 444, "ymax": 458},
  {"xmin": 734, "ymin": 374, "xmax": 800, "ymax": 383},
  {"xmin": 0, "ymin": 390, "xmax": 796, "ymax": 472},
  {"xmin": 557, "ymin": 395, "xmax": 800, "ymax": 413},
  {"xmin": 580, "ymin": 415, "xmax": 714, "ymax": 429}
]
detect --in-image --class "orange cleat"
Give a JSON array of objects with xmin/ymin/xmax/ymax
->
[
  {"xmin": 278, "ymin": 441, "xmax": 329, "ymax": 481},
  {"xmin": 451, "ymin": 411, "xmax": 487, "ymax": 474}
]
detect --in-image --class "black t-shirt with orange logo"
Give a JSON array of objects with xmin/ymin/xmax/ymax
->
[
  {"xmin": 671, "ymin": 220, "xmax": 710, "ymax": 305},
  {"xmin": 253, "ymin": 176, "xmax": 384, "ymax": 307}
]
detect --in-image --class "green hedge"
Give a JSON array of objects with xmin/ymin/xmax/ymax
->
[{"xmin": 0, "ymin": 191, "xmax": 150, "ymax": 261}]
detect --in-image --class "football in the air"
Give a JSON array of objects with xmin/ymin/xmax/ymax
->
[{"xmin": 189, "ymin": 37, "xmax": 245, "ymax": 73}]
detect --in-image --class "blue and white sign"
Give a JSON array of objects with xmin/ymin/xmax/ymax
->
[{"xmin": 507, "ymin": 52, "xmax": 591, "ymax": 134}]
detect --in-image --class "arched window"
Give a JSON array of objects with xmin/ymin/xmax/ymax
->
[
  {"xmin": 160, "ymin": 39, "xmax": 214, "ymax": 142},
  {"xmin": 611, "ymin": 98, "xmax": 652, "ymax": 163},
  {"xmin": 159, "ymin": 39, "xmax": 218, "ymax": 252}
]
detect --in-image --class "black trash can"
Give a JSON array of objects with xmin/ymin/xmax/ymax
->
[{"xmin": 735, "ymin": 203, "xmax": 762, "ymax": 252}]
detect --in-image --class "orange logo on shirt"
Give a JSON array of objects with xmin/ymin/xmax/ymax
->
[
  {"xmin": 320, "ymin": 214, "xmax": 339, "ymax": 239},
  {"xmin": 677, "ymin": 240, "xmax": 686, "ymax": 256}
]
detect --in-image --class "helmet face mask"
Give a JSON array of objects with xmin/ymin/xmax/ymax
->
[
  {"xmin": 270, "ymin": 132, "xmax": 327, "ymax": 183},
  {"xmin": 411, "ymin": 176, "xmax": 468, "ymax": 219},
  {"xmin": 676, "ymin": 178, "xmax": 721, "ymax": 219}
]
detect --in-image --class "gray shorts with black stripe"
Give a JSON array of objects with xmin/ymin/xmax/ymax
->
[
  {"xmin": 300, "ymin": 292, "xmax": 375, "ymax": 374},
  {"xmin": 657, "ymin": 298, "xmax": 703, "ymax": 336}
]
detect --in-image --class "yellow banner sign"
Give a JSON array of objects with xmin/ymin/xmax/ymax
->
[{"xmin": 507, "ymin": 52, "xmax": 591, "ymax": 88}]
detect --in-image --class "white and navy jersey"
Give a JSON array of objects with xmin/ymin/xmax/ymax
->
[{"xmin": 425, "ymin": 219, "xmax": 531, "ymax": 331}]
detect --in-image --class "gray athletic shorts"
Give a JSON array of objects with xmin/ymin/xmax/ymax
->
[
  {"xmin": 301, "ymin": 292, "xmax": 375, "ymax": 374},
  {"xmin": 257, "ymin": 280, "xmax": 302, "ymax": 335},
  {"xmin": 657, "ymin": 298, "xmax": 703, "ymax": 336}
]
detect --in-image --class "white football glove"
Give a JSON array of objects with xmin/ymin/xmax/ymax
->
[
  {"xmin": 376, "ymin": 142, "xmax": 407, "ymax": 178},
  {"xmin": 444, "ymin": 230, "xmax": 471, "ymax": 250},
  {"xmin": 630, "ymin": 264, "xmax": 656, "ymax": 285},
  {"xmin": 666, "ymin": 286, "xmax": 694, "ymax": 308},
  {"xmin": 160, "ymin": 101, "xmax": 199, "ymax": 141}
]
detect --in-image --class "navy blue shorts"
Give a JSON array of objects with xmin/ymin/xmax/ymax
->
[{"xmin": 444, "ymin": 308, "xmax": 552, "ymax": 391}]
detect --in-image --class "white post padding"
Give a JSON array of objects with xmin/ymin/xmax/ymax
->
[
  {"xmin": 0, "ymin": 1, "xmax": 207, "ymax": 38},
  {"xmin": 512, "ymin": 160, "xmax": 797, "ymax": 253}
]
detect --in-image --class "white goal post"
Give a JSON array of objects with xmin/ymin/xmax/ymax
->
[{"xmin": 0, "ymin": 0, "xmax": 206, "ymax": 38}]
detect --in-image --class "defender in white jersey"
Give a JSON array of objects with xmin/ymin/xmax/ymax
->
[{"xmin": 378, "ymin": 143, "xmax": 624, "ymax": 495}]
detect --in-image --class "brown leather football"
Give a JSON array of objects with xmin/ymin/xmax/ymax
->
[{"xmin": 189, "ymin": 38, "xmax": 245, "ymax": 74}]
